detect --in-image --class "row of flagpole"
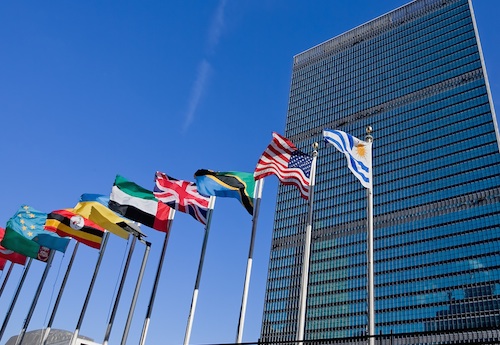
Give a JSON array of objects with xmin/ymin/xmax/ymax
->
[
  {"xmin": 0, "ymin": 196, "xmax": 258, "ymax": 344},
  {"xmin": 0, "ymin": 181, "xmax": 266, "ymax": 345},
  {"xmin": 0, "ymin": 226, "xmax": 159, "ymax": 345},
  {"xmin": 0, "ymin": 127, "xmax": 373, "ymax": 344}
]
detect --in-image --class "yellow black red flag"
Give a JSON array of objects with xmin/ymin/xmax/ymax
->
[{"xmin": 45, "ymin": 209, "xmax": 105, "ymax": 249}]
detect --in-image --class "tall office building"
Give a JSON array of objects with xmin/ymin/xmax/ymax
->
[{"xmin": 260, "ymin": 0, "xmax": 500, "ymax": 342}]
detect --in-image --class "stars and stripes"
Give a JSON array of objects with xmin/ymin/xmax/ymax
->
[
  {"xmin": 154, "ymin": 172, "xmax": 210, "ymax": 225},
  {"xmin": 254, "ymin": 132, "xmax": 313, "ymax": 199}
]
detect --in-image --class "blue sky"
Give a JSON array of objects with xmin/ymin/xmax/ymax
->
[{"xmin": 0, "ymin": 1, "xmax": 499, "ymax": 344}]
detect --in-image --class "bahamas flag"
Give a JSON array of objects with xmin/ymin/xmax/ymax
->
[
  {"xmin": 194, "ymin": 169, "xmax": 255, "ymax": 215},
  {"xmin": 73, "ymin": 194, "xmax": 139, "ymax": 239},
  {"xmin": 1, "ymin": 205, "xmax": 70, "ymax": 260}
]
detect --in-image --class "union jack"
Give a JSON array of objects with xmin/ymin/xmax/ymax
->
[{"xmin": 154, "ymin": 172, "xmax": 210, "ymax": 225}]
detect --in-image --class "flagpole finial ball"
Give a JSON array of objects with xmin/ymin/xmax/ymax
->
[
  {"xmin": 366, "ymin": 126, "xmax": 373, "ymax": 134},
  {"xmin": 313, "ymin": 142, "xmax": 318, "ymax": 150}
]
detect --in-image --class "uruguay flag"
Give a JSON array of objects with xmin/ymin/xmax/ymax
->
[{"xmin": 323, "ymin": 129, "xmax": 372, "ymax": 189}]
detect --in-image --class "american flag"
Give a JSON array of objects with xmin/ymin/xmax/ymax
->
[
  {"xmin": 154, "ymin": 172, "xmax": 210, "ymax": 225},
  {"xmin": 254, "ymin": 132, "xmax": 313, "ymax": 199}
]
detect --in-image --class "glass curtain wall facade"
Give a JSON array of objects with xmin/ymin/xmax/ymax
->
[{"xmin": 260, "ymin": 0, "xmax": 500, "ymax": 342}]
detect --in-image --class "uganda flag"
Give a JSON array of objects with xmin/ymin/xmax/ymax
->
[{"xmin": 45, "ymin": 209, "xmax": 105, "ymax": 249}]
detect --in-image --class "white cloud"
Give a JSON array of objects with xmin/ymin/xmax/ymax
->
[
  {"xmin": 182, "ymin": 0, "xmax": 226, "ymax": 132},
  {"xmin": 182, "ymin": 59, "xmax": 211, "ymax": 133},
  {"xmin": 207, "ymin": 0, "xmax": 227, "ymax": 54}
]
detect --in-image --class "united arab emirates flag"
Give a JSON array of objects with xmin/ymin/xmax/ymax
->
[{"xmin": 109, "ymin": 175, "xmax": 173, "ymax": 232}]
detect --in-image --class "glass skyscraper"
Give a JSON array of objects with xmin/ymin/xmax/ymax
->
[{"xmin": 260, "ymin": 0, "xmax": 500, "ymax": 342}]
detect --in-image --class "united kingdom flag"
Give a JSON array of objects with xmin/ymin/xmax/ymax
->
[{"xmin": 154, "ymin": 171, "xmax": 210, "ymax": 225}]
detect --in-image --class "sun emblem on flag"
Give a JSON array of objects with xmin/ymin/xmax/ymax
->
[
  {"xmin": 70, "ymin": 215, "xmax": 85, "ymax": 230},
  {"xmin": 355, "ymin": 143, "xmax": 367, "ymax": 158}
]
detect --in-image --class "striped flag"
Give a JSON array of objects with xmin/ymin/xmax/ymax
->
[
  {"xmin": 73, "ymin": 194, "xmax": 140, "ymax": 239},
  {"xmin": 45, "ymin": 209, "xmax": 105, "ymax": 249},
  {"xmin": 154, "ymin": 172, "xmax": 210, "ymax": 225},
  {"xmin": 0, "ymin": 227, "xmax": 27, "ymax": 265},
  {"xmin": 323, "ymin": 128, "xmax": 372, "ymax": 188},
  {"xmin": 109, "ymin": 175, "xmax": 173, "ymax": 233},
  {"xmin": 1, "ymin": 205, "xmax": 70, "ymax": 260},
  {"xmin": 194, "ymin": 169, "xmax": 255, "ymax": 215},
  {"xmin": 0, "ymin": 258, "xmax": 6, "ymax": 270},
  {"xmin": 254, "ymin": 132, "xmax": 313, "ymax": 199}
]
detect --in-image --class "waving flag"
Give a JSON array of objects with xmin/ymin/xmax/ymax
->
[
  {"xmin": 45, "ymin": 209, "xmax": 105, "ymax": 249},
  {"xmin": 109, "ymin": 175, "xmax": 172, "ymax": 232},
  {"xmin": 254, "ymin": 132, "xmax": 313, "ymax": 199},
  {"xmin": 1, "ymin": 205, "xmax": 69, "ymax": 261},
  {"xmin": 73, "ymin": 194, "xmax": 141, "ymax": 239},
  {"xmin": 0, "ymin": 258, "xmax": 6, "ymax": 270},
  {"xmin": 194, "ymin": 169, "xmax": 255, "ymax": 215},
  {"xmin": 323, "ymin": 129, "xmax": 372, "ymax": 188},
  {"xmin": 154, "ymin": 172, "xmax": 210, "ymax": 225},
  {"xmin": 0, "ymin": 227, "xmax": 27, "ymax": 265}
]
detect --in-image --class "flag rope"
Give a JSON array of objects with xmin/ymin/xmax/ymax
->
[
  {"xmin": 43, "ymin": 245, "xmax": 67, "ymax": 323},
  {"xmin": 105, "ymin": 233, "xmax": 131, "ymax": 322},
  {"xmin": 37, "ymin": 247, "xmax": 68, "ymax": 345}
]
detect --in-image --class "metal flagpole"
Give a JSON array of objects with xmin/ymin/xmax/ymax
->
[
  {"xmin": 183, "ymin": 196, "xmax": 216, "ymax": 345},
  {"xmin": 15, "ymin": 250, "xmax": 56, "ymax": 345},
  {"xmin": 296, "ymin": 142, "xmax": 318, "ymax": 343},
  {"xmin": 139, "ymin": 208, "xmax": 175, "ymax": 345},
  {"xmin": 120, "ymin": 237, "xmax": 151, "ymax": 345},
  {"xmin": 102, "ymin": 234, "xmax": 138, "ymax": 345},
  {"xmin": 41, "ymin": 242, "xmax": 80, "ymax": 345},
  {"xmin": 0, "ymin": 262, "xmax": 14, "ymax": 299},
  {"xmin": 70, "ymin": 231, "xmax": 111, "ymax": 345},
  {"xmin": 0, "ymin": 258, "xmax": 32, "ymax": 342},
  {"xmin": 235, "ymin": 179, "xmax": 263, "ymax": 343},
  {"xmin": 365, "ymin": 127, "xmax": 374, "ymax": 345}
]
